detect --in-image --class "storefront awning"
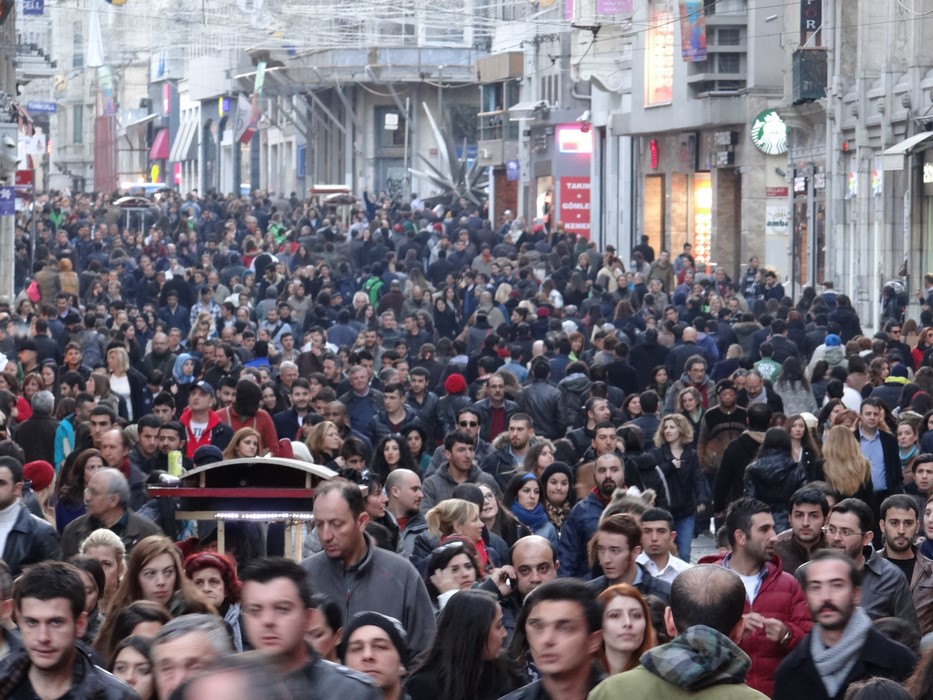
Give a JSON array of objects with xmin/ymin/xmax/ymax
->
[
  {"xmin": 169, "ymin": 120, "xmax": 197, "ymax": 162},
  {"xmin": 882, "ymin": 131, "xmax": 933, "ymax": 171},
  {"xmin": 121, "ymin": 113, "xmax": 157, "ymax": 137},
  {"xmin": 149, "ymin": 127, "xmax": 169, "ymax": 161}
]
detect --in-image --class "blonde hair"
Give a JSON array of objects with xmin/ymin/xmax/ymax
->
[
  {"xmin": 426, "ymin": 498, "xmax": 479, "ymax": 537},
  {"xmin": 821, "ymin": 425, "xmax": 872, "ymax": 496},
  {"xmin": 306, "ymin": 420, "xmax": 342, "ymax": 460},
  {"xmin": 107, "ymin": 346, "xmax": 130, "ymax": 373},
  {"xmin": 654, "ymin": 413, "xmax": 694, "ymax": 447},
  {"xmin": 79, "ymin": 528, "xmax": 127, "ymax": 565}
]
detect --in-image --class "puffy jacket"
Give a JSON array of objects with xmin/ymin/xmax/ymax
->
[
  {"xmin": 557, "ymin": 372, "xmax": 591, "ymax": 435},
  {"xmin": 519, "ymin": 379, "xmax": 562, "ymax": 439},
  {"xmin": 2, "ymin": 502, "xmax": 61, "ymax": 576},
  {"xmin": 366, "ymin": 405, "xmax": 418, "ymax": 445},
  {"xmin": 557, "ymin": 491, "xmax": 606, "ymax": 578},
  {"xmin": 651, "ymin": 443, "xmax": 710, "ymax": 520},
  {"xmin": 743, "ymin": 450, "xmax": 807, "ymax": 532},
  {"xmin": 0, "ymin": 645, "xmax": 137, "ymax": 699},
  {"xmin": 700, "ymin": 553, "xmax": 812, "ymax": 697}
]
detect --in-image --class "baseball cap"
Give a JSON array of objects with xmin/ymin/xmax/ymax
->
[{"xmin": 190, "ymin": 380, "xmax": 215, "ymax": 397}]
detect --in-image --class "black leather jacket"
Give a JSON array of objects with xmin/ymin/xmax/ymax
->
[
  {"xmin": 3, "ymin": 503, "xmax": 61, "ymax": 576},
  {"xmin": 0, "ymin": 646, "xmax": 138, "ymax": 699}
]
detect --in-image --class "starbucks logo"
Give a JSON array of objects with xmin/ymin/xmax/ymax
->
[{"xmin": 750, "ymin": 109, "xmax": 788, "ymax": 155}]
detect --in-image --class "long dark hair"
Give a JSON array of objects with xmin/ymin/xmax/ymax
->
[
  {"xmin": 786, "ymin": 413, "xmax": 822, "ymax": 459},
  {"xmin": 758, "ymin": 426, "xmax": 792, "ymax": 456},
  {"xmin": 371, "ymin": 434, "xmax": 418, "ymax": 481},
  {"xmin": 776, "ymin": 356, "xmax": 810, "ymax": 390},
  {"xmin": 411, "ymin": 589, "xmax": 510, "ymax": 700}
]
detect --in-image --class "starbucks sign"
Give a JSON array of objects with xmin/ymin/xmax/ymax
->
[{"xmin": 750, "ymin": 109, "xmax": 788, "ymax": 155}]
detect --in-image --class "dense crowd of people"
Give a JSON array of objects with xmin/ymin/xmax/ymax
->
[{"xmin": 0, "ymin": 188, "xmax": 932, "ymax": 697}]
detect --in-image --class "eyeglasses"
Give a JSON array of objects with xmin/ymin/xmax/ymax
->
[
  {"xmin": 890, "ymin": 329, "xmax": 902, "ymax": 335},
  {"xmin": 482, "ymin": 492, "xmax": 497, "ymax": 500},
  {"xmin": 821, "ymin": 526, "xmax": 863, "ymax": 538},
  {"xmin": 459, "ymin": 421, "xmax": 479, "ymax": 427}
]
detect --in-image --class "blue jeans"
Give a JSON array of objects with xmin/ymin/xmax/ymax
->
[{"xmin": 673, "ymin": 515, "xmax": 695, "ymax": 563}]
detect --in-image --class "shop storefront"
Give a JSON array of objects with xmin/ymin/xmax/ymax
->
[{"xmin": 528, "ymin": 121, "xmax": 592, "ymax": 236}]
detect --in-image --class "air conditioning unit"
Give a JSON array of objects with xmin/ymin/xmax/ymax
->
[{"xmin": 793, "ymin": 49, "xmax": 827, "ymax": 105}]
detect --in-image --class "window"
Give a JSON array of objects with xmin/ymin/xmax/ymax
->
[
  {"xmin": 717, "ymin": 28, "xmax": 741, "ymax": 46},
  {"xmin": 72, "ymin": 106, "xmax": 83, "ymax": 145},
  {"xmin": 718, "ymin": 53, "xmax": 740, "ymax": 74},
  {"xmin": 374, "ymin": 107, "xmax": 406, "ymax": 149},
  {"xmin": 72, "ymin": 22, "xmax": 83, "ymax": 69}
]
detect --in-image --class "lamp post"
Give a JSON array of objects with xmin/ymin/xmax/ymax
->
[{"xmin": 0, "ymin": 94, "xmax": 19, "ymax": 304}]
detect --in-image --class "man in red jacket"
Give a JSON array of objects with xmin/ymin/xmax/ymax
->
[
  {"xmin": 699, "ymin": 497, "xmax": 812, "ymax": 697},
  {"xmin": 179, "ymin": 381, "xmax": 233, "ymax": 459}
]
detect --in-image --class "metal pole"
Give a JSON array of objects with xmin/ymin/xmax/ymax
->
[
  {"xmin": 403, "ymin": 96, "xmax": 410, "ymax": 200},
  {"xmin": 807, "ymin": 164, "xmax": 816, "ymax": 292}
]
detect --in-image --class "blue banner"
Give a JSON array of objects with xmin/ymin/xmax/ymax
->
[
  {"xmin": 0, "ymin": 188, "xmax": 15, "ymax": 215},
  {"xmin": 23, "ymin": 0, "xmax": 43, "ymax": 15}
]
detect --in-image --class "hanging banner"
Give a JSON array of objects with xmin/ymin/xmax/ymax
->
[
  {"xmin": 559, "ymin": 177, "xmax": 591, "ymax": 238},
  {"xmin": 595, "ymin": 0, "xmax": 632, "ymax": 15},
  {"xmin": 678, "ymin": 0, "xmax": 707, "ymax": 62},
  {"xmin": 23, "ymin": 0, "xmax": 44, "ymax": 15},
  {"xmin": 254, "ymin": 61, "xmax": 266, "ymax": 96}
]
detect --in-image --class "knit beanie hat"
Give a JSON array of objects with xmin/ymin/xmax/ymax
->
[
  {"xmin": 341, "ymin": 611, "xmax": 411, "ymax": 666},
  {"xmin": 444, "ymin": 373, "xmax": 467, "ymax": 395},
  {"xmin": 23, "ymin": 460, "xmax": 54, "ymax": 492}
]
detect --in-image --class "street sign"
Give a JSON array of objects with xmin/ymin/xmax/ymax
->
[
  {"xmin": 14, "ymin": 170, "xmax": 32, "ymax": 186},
  {"xmin": 25, "ymin": 101, "xmax": 56, "ymax": 114}
]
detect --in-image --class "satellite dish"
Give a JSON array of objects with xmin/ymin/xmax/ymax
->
[{"xmin": 53, "ymin": 75, "xmax": 67, "ymax": 92}]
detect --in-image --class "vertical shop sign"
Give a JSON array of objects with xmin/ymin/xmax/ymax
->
[{"xmin": 560, "ymin": 177, "xmax": 591, "ymax": 238}]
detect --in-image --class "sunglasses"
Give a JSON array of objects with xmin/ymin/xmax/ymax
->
[
  {"xmin": 459, "ymin": 421, "xmax": 479, "ymax": 427},
  {"xmin": 431, "ymin": 540, "xmax": 468, "ymax": 557}
]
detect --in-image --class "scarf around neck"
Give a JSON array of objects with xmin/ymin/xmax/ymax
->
[
  {"xmin": 510, "ymin": 500, "xmax": 549, "ymax": 530},
  {"xmin": 640, "ymin": 625, "xmax": 751, "ymax": 691},
  {"xmin": 810, "ymin": 606, "xmax": 872, "ymax": 698}
]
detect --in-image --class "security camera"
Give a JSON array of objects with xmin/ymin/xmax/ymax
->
[
  {"xmin": 577, "ymin": 110, "xmax": 591, "ymax": 123},
  {"xmin": 0, "ymin": 133, "xmax": 18, "ymax": 175}
]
